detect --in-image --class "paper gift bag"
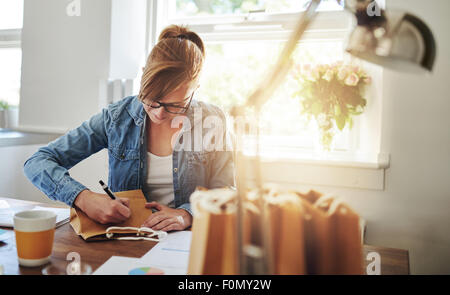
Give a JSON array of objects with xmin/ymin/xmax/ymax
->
[
  {"xmin": 297, "ymin": 190, "xmax": 363, "ymax": 275},
  {"xmin": 70, "ymin": 189, "xmax": 160, "ymax": 241},
  {"xmin": 265, "ymin": 190, "xmax": 306, "ymax": 275},
  {"xmin": 187, "ymin": 186, "xmax": 362, "ymax": 275},
  {"xmin": 253, "ymin": 188, "xmax": 362, "ymax": 275},
  {"xmin": 187, "ymin": 187, "xmax": 239, "ymax": 275},
  {"xmin": 243, "ymin": 189, "xmax": 264, "ymax": 251}
]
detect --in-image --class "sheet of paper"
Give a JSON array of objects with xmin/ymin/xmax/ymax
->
[
  {"xmin": 0, "ymin": 200, "xmax": 10, "ymax": 209},
  {"xmin": 93, "ymin": 256, "xmax": 186, "ymax": 275},
  {"xmin": 0, "ymin": 205, "xmax": 35, "ymax": 227},
  {"xmin": 33, "ymin": 206, "xmax": 70, "ymax": 227},
  {"xmin": 0, "ymin": 228, "xmax": 13, "ymax": 242},
  {"xmin": 93, "ymin": 231, "xmax": 192, "ymax": 275},
  {"xmin": 139, "ymin": 231, "xmax": 192, "ymax": 273},
  {"xmin": 0, "ymin": 205, "xmax": 70, "ymax": 228}
]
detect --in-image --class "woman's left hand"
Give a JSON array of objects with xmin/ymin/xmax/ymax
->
[{"xmin": 142, "ymin": 202, "xmax": 192, "ymax": 231}]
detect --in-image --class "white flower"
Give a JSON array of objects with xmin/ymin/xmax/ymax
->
[
  {"xmin": 317, "ymin": 113, "xmax": 328, "ymax": 127},
  {"xmin": 344, "ymin": 73, "xmax": 360, "ymax": 86},
  {"xmin": 310, "ymin": 68, "xmax": 321, "ymax": 81},
  {"xmin": 322, "ymin": 69, "xmax": 334, "ymax": 82},
  {"xmin": 337, "ymin": 67, "xmax": 348, "ymax": 80},
  {"xmin": 303, "ymin": 64, "xmax": 312, "ymax": 72},
  {"xmin": 363, "ymin": 76, "xmax": 372, "ymax": 84}
]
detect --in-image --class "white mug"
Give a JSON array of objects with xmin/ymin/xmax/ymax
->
[{"xmin": 14, "ymin": 210, "xmax": 56, "ymax": 267}]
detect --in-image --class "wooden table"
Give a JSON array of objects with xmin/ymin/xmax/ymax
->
[{"xmin": 0, "ymin": 197, "xmax": 409, "ymax": 275}]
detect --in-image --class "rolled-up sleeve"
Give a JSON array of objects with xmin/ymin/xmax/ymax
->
[
  {"xmin": 23, "ymin": 109, "xmax": 109, "ymax": 206},
  {"xmin": 177, "ymin": 202, "xmax": 193, "ymax": 217}
]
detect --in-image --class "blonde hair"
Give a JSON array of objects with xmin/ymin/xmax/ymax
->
[{"xmin": 138, "ymin": 25, "xmax": 205, "ymax": 102}]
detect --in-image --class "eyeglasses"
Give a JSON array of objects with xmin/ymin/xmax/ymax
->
[{"xmin": 141, "ymin": 89, "xmax": 196, "ymax": 114}]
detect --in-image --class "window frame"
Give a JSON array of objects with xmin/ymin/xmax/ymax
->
[
  {"xmin": 0, "ymin": 0, "xmax": 23, "ymax": 50},
  {"xmin": 147, "ymin": 0, "xmax": 351, "ymax": 45},
  {"xmin": 146, "ymin": 0, "xmax": 389, "ymax": 178},
  {"xmin": 0, "ymin": 16, "xmax": 22, "ymax": 108},
  {"xmin": 0, "ymin": 28, "xmax": 21, "ymax": 49}
]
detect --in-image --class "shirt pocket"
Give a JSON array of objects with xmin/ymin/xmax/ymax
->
[
  {"xmin": 186, "ymin": 151, "xmax": 212, "ymax": 187},
  {"xmin": 108, "ymin": 146, "xmax": 140, "ymax": 190},
  {"xmin": 109, "ymin": 146, "xmax": 140, "ymax": 161}
]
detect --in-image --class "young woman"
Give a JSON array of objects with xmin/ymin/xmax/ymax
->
[{"xmin": 23, "ymin": 25, "xmax": 235, "ymax": 232}]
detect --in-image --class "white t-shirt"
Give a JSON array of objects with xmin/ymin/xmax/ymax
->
[{"xmin": 144, "ymin": 152, "xmax": 175, "ymax": 208}]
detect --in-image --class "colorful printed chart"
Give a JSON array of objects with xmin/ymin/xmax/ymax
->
[{"xmin": 128, "ymin": 267, "xmax": 165, "ymax": 275}]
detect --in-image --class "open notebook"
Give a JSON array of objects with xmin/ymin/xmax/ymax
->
[
  {"xmin": 70, "ymin": 189, "xmax": 166, "ymax": 241},
  {"xmin": 0, "ymin": 202, "xmax": 70, "ymax": 228}
]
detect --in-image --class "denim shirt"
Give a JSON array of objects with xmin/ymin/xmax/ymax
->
[{"xmin": 23, "ymin": 96, "xmax": 235, "ymax": 216}]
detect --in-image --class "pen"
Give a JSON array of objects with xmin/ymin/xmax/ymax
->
[{"xmin": 99, "ymin": 180, "xmax": 117, "ymax": 200}]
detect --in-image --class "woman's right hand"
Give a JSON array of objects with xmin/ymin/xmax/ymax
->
[{"xmin": 74, "ymin": 189, "xmax": 131, "ymax": 224}]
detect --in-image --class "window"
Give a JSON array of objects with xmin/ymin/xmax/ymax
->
[
  {"xmin": 0, "ymin": 0, "xmax": 23, "ymax": 107},
  {"xmin": 174, "ymin": 0, "xmax": 343, "ymax": 17},
  {"xmin": 148, "ymin": 0, "xmax": 384, "ymax": 165}
]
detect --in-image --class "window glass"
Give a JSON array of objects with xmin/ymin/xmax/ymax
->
[
  {"xmin": 198, "ymin": 41, "xmax": 350, "ymax": 151},
  {"xmin": 174, "ymin": 0, "xmax": 343, "ymax": 17},
  {"xmin": 0, "ymin": 0, "xmax": 24, "ymax": 29},
  {"xmin": 0, "ymin": 48, "xmax": 22, "ymax": 106}
]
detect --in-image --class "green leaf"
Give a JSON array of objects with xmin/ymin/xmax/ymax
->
[
  {"xmin": 0, "ymin": 100, "xmax": 9, "ymax": 110},
  {"xmin": 348, "ymin": 117, "xmax": 354, "ymax": 129},
  {"xmin": 360, "ymin": 98, "xmax": 367, "ymax": 107},
  {"xmin": 311, "ymin": 102, "xmax": 321, "ymax": 116},
  {"xmin": 356, "ymin": 105, "xmax": 364, "ymax": 113},
  {"xmin": 336, "ymin": 114, "xmax": 346, "ymax": 131},
  {"xmin": 334, "ymin": 104, "xmax": 341, "ymax": 116}
]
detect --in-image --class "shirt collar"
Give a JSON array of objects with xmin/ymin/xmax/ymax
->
[{"xmin": 126, "ymin": 96, "xmax": 146, "ymax": 126}]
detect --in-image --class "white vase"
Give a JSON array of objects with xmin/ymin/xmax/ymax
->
[
  {"xmin": 0, "ymin": 110, "xmax": 6, "ymax": 129},
  {"xmin": 6, "ymin": 107, "xmax": 19, "ymax": 129}
]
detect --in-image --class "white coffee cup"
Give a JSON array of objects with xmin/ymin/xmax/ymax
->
[{"xmin": 14, "ymin": 210, "xmax": 56, "ymax": 267}]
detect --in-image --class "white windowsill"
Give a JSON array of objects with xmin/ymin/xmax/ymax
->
[
  {"xmin": 253, "ymin": 152, "xmax": 390, "ymax": 169},
  {"xmin": 13, "ymin": 125, "xmax": 69, "ymax": 134},
  {"xmin": 243, "ymin": 152, "xmax": 389, "ymax": 191}
]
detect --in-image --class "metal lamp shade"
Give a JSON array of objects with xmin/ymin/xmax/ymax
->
[{"xmin": 346, "ymin": 9, "xmax": 436, "ymax": 73}]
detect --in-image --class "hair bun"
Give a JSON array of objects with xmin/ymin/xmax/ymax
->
[
  {"xmin": 176, "ymin": 33, "xmax": 188, "ymax": 40},
  {"xmin": 158, "ymin": 25, "xmax": 190, "ymax": 41},
  {"xmin": 158, "ymin": 25, "xmax": 205, "ymax": 56}
]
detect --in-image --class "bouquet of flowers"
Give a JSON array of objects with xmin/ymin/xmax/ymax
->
[{"xmin": 291, "ymin": 62, "xmax": 371, "ymax": 150}]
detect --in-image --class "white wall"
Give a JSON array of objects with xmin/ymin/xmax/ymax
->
[
  {"xmin": 376, "ymin": 0, "xmax": 450, "ymax": 274},
  {"xmin": 109, "ymin": 0, "xmax": 147, "ymax": 79},
  {"xmin": 18, "ymin": 0, "xmax": 146, "ymax": 132},
  {"xmin": 19, "ymin": 0, "xmax": 112, "ymax": 132},
  {"xmin": 0, "ymin": 144, "xmax": 108, "ymax": 205}
]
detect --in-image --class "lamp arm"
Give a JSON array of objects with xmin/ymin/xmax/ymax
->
[
  {"xmin": 232, "ymin": 0, "xmax": 322, "ymax": 275},
  {"xmin": 234, "ymin": 0, "xmax": 321, "ymax": 114}
]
